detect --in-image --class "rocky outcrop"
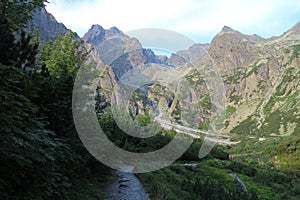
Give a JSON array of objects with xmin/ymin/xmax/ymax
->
[
  {"xmin": 82, "ymin": 25, "xmax": 125, "ymax": 45},
  {"xmin": 26, "ymin": 7, "xmax": 79, "ymax": 41},
  {"xmin": 83, "ymin": 24, "xmax": 158, "ymax": 79},
  {"xmin": 175, "ymin": 43, "xmax": 210, "ymax": 66},
  {"xmin": 208, "ymin": 26, "xmax": 260, "ymax": 72}
]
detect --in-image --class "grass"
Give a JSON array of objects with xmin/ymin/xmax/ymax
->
[
  {"xmin": 290, "ymin": 44, "xmax": 300, "ymax": 62},
  {"xmin": 244, "ymin": 62, "xmax": 262, "ymax": 78},
  {"xmin": 138, "ymin": 156, "xmax": 299, "ymax": 200},
  {"xmin": 224, "ymin": 69, "xmax": 243, "ymax": 84},
  {"xmin": 228, "ymin": 135, "xmax": 300, "ymax": 176},
  {"xmin": 226, "ymin": 105, "xmax": 237, "ymax": 117},
  {"xmin": 198, "ymin": 94, "xmax": 211, "ymax": 111},
  {"xmin": 184, "ymin": 69, "xmax": 205, "ymax": 85},
  {"xmin": 230, "ymin": 115, "xmax": 257, "ymax": 135},
  {"xmin": 260, "ymin": 90, "xmax": 299, "ymax": 136}
]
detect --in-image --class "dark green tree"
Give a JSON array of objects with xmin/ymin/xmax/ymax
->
[{"xmin": 0, "ymin": 0, "xmax": 47, "ymax": 67}]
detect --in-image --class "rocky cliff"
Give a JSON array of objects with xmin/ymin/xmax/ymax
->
[
  {"xmin": 83, "ymin": 24, "xmax": 159, "ymax": 79},
  {"xmin": 26, "ymin": 7, "xmax": 79, "ymax": 41}
]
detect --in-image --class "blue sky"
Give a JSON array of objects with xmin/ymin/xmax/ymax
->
[{"xmin": 47, "ymin": 0, "xmax": 300, "ymax": 44}]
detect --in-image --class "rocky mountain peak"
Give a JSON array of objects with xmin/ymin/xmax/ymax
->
[
  {"xmin": 108, "ymin": 26, "xmax": 122, "ymax": 34},
  {"xmin": 221, "ymin": 25, "xmax": 235, "ymax": 33},
  {"xmin": 270, "ymin": 21, "xmax": 300, "ymax": 43},
  {"xmin": 209, "ymin": 26, "xmax": 258, "ymax": 71},
  {"xmin": 287, "ymin": 21, "xmax": 300, "ymax": 34},
  {"xmin": 27, "ymin": 7, "xmax": 78, "ymax": 41},
  {"xmin": 83, "ymin": 24, "xmax": 126, "ymax": 45},
  {"xmin": 83, "ymin": 24, "xmax": 106, "ymax": 45},
  {"xmin": 90, "ymin": 24, "xmax": 105, "ymax": 33}
]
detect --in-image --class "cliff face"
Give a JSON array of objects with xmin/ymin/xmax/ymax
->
[
  {"xmin": 26, "ymin": 7, "xmax": 79, "ymax": 41},
  {"xmin": 83, "ymin": 24, "xmax": 159, "ymax": 79},
  {"xmin": 82, "ymin": 25, "xmax": 125, "ymax": 45},
  {"xmin": 202, "ymin": 25, "xmax": 300, "ymax": 135}
]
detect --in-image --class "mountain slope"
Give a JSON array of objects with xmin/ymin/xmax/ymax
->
[
  {"xmin": 92, "ymin": 23, "xmax": 300, "ymax": 139},
  {"xmin": 83, "ymin": 24, "xmax": 157, "ymax": 79},
  {"xmin": 26, "ymin": 7, "xmax": 79, "ymax": 41}
]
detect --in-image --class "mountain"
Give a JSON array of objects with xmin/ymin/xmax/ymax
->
[
  {"xmin": 83, "ymin": 24, "xmax": 157, "ymax": 79},
  {"xmin": 26, "ymin": 7, "xmax": 299, "ymax": 139},
  {"xmin": 82, "ymin": 24, "xmax": 125, "ymax": 45},
  {"xmin": 26, "ymin": 7, "xmax": 79, "ymax": 41},
  {"xmin": 91, "ymin": 23, "xmax": 299, "ymax": 139},
  {"xmin": 170, "ymin": 43, "xmax": 210, "ymax": 66},
  {"xmin": 193, "ymin": 24, "xmax": 299, "ymax": 136}
]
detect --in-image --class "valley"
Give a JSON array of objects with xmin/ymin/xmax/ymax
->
[{"xmin": 0, "ymin": 2, "xmax": 299, "ymax": 199}]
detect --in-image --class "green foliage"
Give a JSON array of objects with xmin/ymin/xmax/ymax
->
[
  {"xmin": 229, "ymin": 161, "xmax": 257, "ymax": 176},
  {"xmin": 224, "ymin": 69, "xmax": 243, "ymax": 84},
  {"xmin": 139, "ymin": 161, "xmax": 258, "ymax": 200},
  {"xmin": 0, "ymin": 64, "xmax": 73, "ymax": 199},
  {"xmin": 275, "ymin": 68, "xmax": 296, "ymax": 96},
  {"xmin": 226, "ymin": 105, "xmax": 237, "ymax": 117},
  {"xmin": 41, "ymin": 31, "xmax": 86, "ymax": 79},
  {"xmin": 0, "ymin": 0, "xmax": 46, "ymax": 67},
  {"xmin": 231, "ymin": 116, "xmax": 257, "ymax": 135},
  {"xmin": 260, "ymin": 91, "xmax": 299, "ymax": 136},
  {"xmin": 260, "ymin": 110, "xmax": 281, "ymax": 135},
  {"xmin": 171, "ymin": 99, "xmax": 181, "ymax": 123},
  {"xmin": 228, "ymin": 135, "xmax": 300, "ymax": 175},
  {"xmin": 184, "ymin": 69, "xmax": 205, "ymax": 85},
  {"xmin": 0, "ymin": 9, "xmax": 111, "ymax": 198},
  {"xmin": 135, "ymin": 110, "xmax": 152, "ymax": 127},
  {"xmin": 0, "ymin": 0, "xmax": 47, "ymax": 31},
  {"xmin": 199, "ymin": 119, "xmax": 210, "ymax": 130},
  {"xmin": 263, "ymin": 96, "xmax": 276, "ymax": 115},
  {"xmin": 229, "ymin": 88, "xmax": 240, "ymax": 104},
  {"xmin": 180, "ymin": 139, "xmax": 229, "ymax": 161},
  {"xmin": 244, "ymin": 60, "xmax": 264, "ymax": 78},
  {"xmin": 198, "ymin": 94, "xmax": 212, "ymax": 111},
  {"xmin": 181, "ymin": 139, "xmax": 204, "ymax": 161},
  {"xmin": 290, "ymin": 44, "xmax": 300, "ymax": 61}
]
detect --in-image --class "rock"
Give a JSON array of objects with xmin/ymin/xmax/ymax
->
[
  {"xmin": 221, "ymin": 25, "xmax": 235, "ymax": 33},
  {"xmin": 118, "ymin": 178, "xmax": 130, "ymax": 183},
  {"xmin": 26, "ymin": 7, "xmax": 79, "ymax": 41},
  {"xmin": 83, "ymin": 25, "xmax": 126, "ymax": 45},
  {"xmin": 119, "ymin": 183, "xmax": 128, "ymax": 187}
]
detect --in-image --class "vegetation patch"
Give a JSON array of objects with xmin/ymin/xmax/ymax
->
[{"xmin": 226, "ymin": 105, "xmax": 237, "ymax": 117}]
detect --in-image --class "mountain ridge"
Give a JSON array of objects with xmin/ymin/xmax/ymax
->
[
  {"xmin": 26, "ymin": 7, "xmax": 79, "ymax": 41},
  {"xmin": 27, "ymin": 7, "xmax": 299, "ymax": 139}
]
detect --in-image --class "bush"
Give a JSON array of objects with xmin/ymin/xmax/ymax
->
[{"xmin": 229, "ymin": 161, "xmax": 257, "ymax": 176}]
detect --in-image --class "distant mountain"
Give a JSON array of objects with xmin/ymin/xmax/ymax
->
[
  {"xmin": 83, "ymin": 24, "xmax": 158, "ymax": 79},
  {"xmin": 26, "ymin": 7, "xmax": 79, "ymax": 41},
  {"xmin": 200, "ymin": 24, "xmax": 299, "ymax": 136},
  {"xmin": 95, "ymin": 23, "xmax": 300, "ymax": 138},
  {"xmin": 27, "ymin": 7, "xmax": 299, "ymax": 138},
  {"xmin": 83, "ymin": 24, "xmax": 125, "ymax": 45},
  {"xmin": 169, "ymin": 43, "xmax": 210, "ymax": 67}
]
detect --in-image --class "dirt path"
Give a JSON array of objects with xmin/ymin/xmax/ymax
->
[{"xmin": 104, "ymin": 170, "xmax": 151, "ymax": 200}]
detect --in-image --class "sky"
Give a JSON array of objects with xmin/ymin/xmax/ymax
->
[{"xmin": 46, "ymin": 0, "xmax": 300, "ymax": 44}]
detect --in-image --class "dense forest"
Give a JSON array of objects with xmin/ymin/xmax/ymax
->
[
  {"xmin": 0, "ymin": 1, "xmax": 299, "ymax": 200},
  {"xmin": 0, "ymin": 1, "xmax": 113, "ymax": 199}
]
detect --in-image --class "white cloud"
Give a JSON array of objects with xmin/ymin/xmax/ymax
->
[{"xmin": 46, "ymin": 0, "xmax": 300, "ymax": 43}]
